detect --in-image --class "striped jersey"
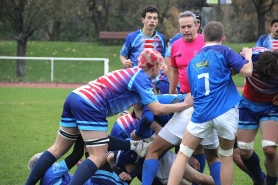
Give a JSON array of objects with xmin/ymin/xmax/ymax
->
[
  {"xmin": 73, "ymin": 67, "xmax": 158, "ymax": 117},
  {"xmin": 256, "ymin": 34, "xmax": 278, "ymax": 50},
  {"xmin": 120, "ymin": 29, "xmax": 166, "ymax": 67},
  {"xmin": 116, "ymin": 112, "xmax": 140, "ymax": 136},
  {"xmin": 243, "ymin": 47, "xmax": 278, "ymax": 103}
]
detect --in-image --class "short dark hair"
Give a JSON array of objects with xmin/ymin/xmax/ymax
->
[
  {"xmin": 254, "ymin": 51, "xmax": 278, "ymax": 83},
  {"xmin": 203, "ymin": 21, "xmax": 224, "ymax": 42},
  {"xmin": 141, "ymin": 5, "xmax": 159, "ymax": 18},
  {"xmin": 271, "ymin": 19, "xmax": 278, "ymax": 27}
]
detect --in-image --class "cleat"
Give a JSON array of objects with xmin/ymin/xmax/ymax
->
[{"xmin": 130, "ymin": 140, "xmax": 143, "ymax": 151}]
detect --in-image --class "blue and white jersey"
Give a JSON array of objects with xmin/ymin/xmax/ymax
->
[
  {"xmin": 120, "ymin": 29, "xmax": 166, "ymax": 67},
  {"xmin": 187, "ymin": 45, "xmax": 249, "ymax": 122},
  {"xmin": 73, "ymin": 67, "xmax": 158, "ymax": 117},
  {"xmin": 256, "ymin": 34, "xmax": 278, "ymax": 50},
  {"xmin": 165, "ymin": 33, "xmax": 182, "ymax": 57}
]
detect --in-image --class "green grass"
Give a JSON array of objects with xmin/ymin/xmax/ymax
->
[
  {"xmin": 0, "ymin": 87, "xmax": 265, "ymax": 185},
  {"xmin": 0, "ymin": 41, "xmax": 122, "ymax": 82},
  {"xmin": 0, "ymin": 41, "xmax": 256, "ymax": 85}
]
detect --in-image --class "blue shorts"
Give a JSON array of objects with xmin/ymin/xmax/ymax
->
[
  {"xmin": 238, "ymin": 96, "xmax": 278, "ymax": 130},
  {"xmin": 60, "ymin": 92, "xmax": 108, "ymax": 132}
]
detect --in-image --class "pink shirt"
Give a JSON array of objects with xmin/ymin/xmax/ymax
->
[{"xmin": 171, "ymin": 34, "xmax": 205, "ymax": 93}]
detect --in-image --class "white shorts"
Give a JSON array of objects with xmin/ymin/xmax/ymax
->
[
  {"xmin": 157, "ymin": 150, "xmax": 176, "ymax": 185},
  {"xmin": 159, "ymin": 107, "xmax": 219, "ymax": 149},
  {"xmin": 187, "ymin": 107, "xmax": 238, "ymax": 141}
]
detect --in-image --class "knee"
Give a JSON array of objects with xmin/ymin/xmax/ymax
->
[
  {"xmin": 239, "ymin": 149, "xmax": 252, "ymax": 160},
  {"xmin": 263, "ymin": 146, "xmax": 277, "ymax": 159}
]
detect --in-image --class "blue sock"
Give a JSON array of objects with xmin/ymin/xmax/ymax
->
[
  {"xmin": 242, "ymin": 151, "xmax": 265, "ymax": 184},
  {"xmin": 192, "ymin": 153, "xmax": 206, "ymax": 173},
  {"xmin": 266, "ymin": 174, "xmax": 278, "ymax": 185},
  {"xmin": 25, "ymin": 151, "xmax": 56, "ymax": 185},
  {"xmin": 68, "ymin": 159, "xmax": 98, "ymax": 185},
  {"xmin": 191, "ymin": 154, "xmax": 206, "ymax": 185},
  {"xmin": 142, "ymin": 159, "xmax": 159, "ymax": 185},
  {"xmin": 209, "ymin": 161, "xmax": 221, "ymax": 185}
]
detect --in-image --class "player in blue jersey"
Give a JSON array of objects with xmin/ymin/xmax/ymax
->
[
  {"xmin": 168, "ymin": 21, "xmax": 254, "ymax": 185},
  {"xmin": 119, "ymin": 5, "xmax": 168, "ymax": 94},
  {"xmin": 25, "ymin": 49, "xmax": 193, "ymax": 185},
  {"xmin": 108, "ymin": 97, "xmax": 215, "ymax": 185},
  {"xmin": 256, "ymin": 19, "xmax": 278, "ymax": 50},
  {"xmin": 28, "ymin": 135, "xmax": 128, "ymax": 185}
]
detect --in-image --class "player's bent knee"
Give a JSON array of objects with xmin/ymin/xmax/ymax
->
[
  {"xmin": 85, "ymin": 137, "xmax": 109, "ymax": 147},
  {"xmin": 58, "ymin": 128, "xmax": 80, "ymax": 140},
  {"xmin": 179, "ymin": 143, "xmax": 194, "ymax": 157},
  {"xmin": 219, "ymin": 147, "xmax": 233, "ymax": 156},
  {"xmin": 237, "ymin": 141, "xmax": 254, "ymax": 150}
]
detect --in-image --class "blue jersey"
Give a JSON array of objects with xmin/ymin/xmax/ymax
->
[
  {"xmin": 165, "ymin": 33, "xmax": 182, "ymax": 57},
  {"xmin": 120, "ymin": 29, "xmax": 166, "ymax": 67},
  {"xmin": 256, "ymin": 34, "xmax": 278, "ymax": 50},
  {"xmin": 41, "ymin": 160, "xmax": 128, "ymax": 185},
  {"xmin": 73, "ymin": 67, "xmax": 158, "ymax": 117},
  {"xmin": 187, "ymin": 45, "xmax": 248, "ymax": 122}
]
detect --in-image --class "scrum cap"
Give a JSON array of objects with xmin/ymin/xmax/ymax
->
[{"xmin": 138, "ymin": 49, "xmax": 163, "ymax": 70}]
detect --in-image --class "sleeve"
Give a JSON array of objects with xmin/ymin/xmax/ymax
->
[
  {"xmin": 170, "ymin": 42, "xmax": 178, "ymax": 68},
  {"xmin": 129, "ymin": 71, "xmax": 158, "ymax": 105},
  {"xmin": 120, "ymin": 34, "xmax": 132, "ymax": 57},
  {"xmin": 225, "ymin": 47, "xmax": 249, "ymax": 73}
]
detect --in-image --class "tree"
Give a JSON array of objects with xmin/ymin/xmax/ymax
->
[
  {"xmin": 251, "ymin": 0, "xmax": 278, "ymax": 37},
  {"xmin": 1, "ymin": 0, "xmax": 81, "ymax": 78}
]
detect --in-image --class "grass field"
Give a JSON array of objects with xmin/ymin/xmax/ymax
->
[
  {"xmin": 0, "ymin": 41, "xmax": 256, "ymax": 86},
  {"xmin": 0, "ymin": 87, "xmax": 265, "ymax": 185},
  {"xmin": 0, "ymin": 40, "xmax": 265, "ymax": 184}
]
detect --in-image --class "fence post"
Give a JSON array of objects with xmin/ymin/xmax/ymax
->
[{"xmin": 51, "ymin": 58, "xmax": 54, "ymax": 82}]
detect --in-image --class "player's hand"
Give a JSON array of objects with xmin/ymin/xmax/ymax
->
[
  {"xmin": 119, "ymin": 172, "xmax": 132, "ymax": 181},
  {"xmin": 124, "ymin": 59, "xmax": 133, "ymax": 68},
  {"xmin": 160, "ymin": 63, "xmax": 168, "ymax": 73},
  {"xmin": 130, "ymin": 130, "xmax": 141, "ymax": 141},
  {"xmin": 183, "ymin": 93, "xmax": 194, "ymax": 107},
  {"xmin": 188, "ymin": 156, "xmax": 200, "ymax": 171},
  {"xmin": 273, "ymin": 93, "xmax": 278, "ymax": 105},
  {"xmin": 240, "ymin": 47, "xmax": 252, "ymax": 59}
]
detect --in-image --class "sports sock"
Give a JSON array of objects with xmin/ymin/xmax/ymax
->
[
  {"xmin": 25, "ymin": 151, "xmax": 56, "ymax": 185},
  {"xmin": 142, "ymin": 159, "xmax": 159, "ymax": 185},
  {"xmin": 242, "ymin": 151, "xmax": 265, "ymax": 184},
  {"xmin": 192, "ymin": 153, "xmax": 206, "ymax": 173},
  {"xmin": 68, "ymin": 159, "xmax": 98, "ymax": 185},
  {"xmin": 266, "ymin": 174, "xmax": 278, "ymax": 185},
  {"xmin": 209, "ymin": 161, "xmax": 221, "ymax": 185},
  {"xmin": 108, "ymin": 135, "xmax": 130, "ymax": 151}
]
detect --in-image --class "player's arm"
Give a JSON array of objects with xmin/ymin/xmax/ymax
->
[
  {"xmin": 147, "ymin": 94, "xmax": 193, "ymax": 115},
  {"xmin": 169, "ymin": 67, "xmax": 179, "ymax": 94},
  {"xmin": 239, "ymin": 47, "xmax": 253, "ymax": 77},
  {"xmin": 120, "ymin": 55, "xmax": 133, "ymax": 68}
]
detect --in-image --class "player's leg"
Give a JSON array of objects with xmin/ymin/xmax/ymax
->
[
  {"xmin": 202, "ymin": 133, "xmax": 221, "ymax": 185},
  {"xmin": 69, "ymin": 130, "xmax": 108, "ymax": 185},
  {"xmin": 25, "ymin": 92, "xmax": 79, "ymax": 185},
  {"xmin": 168, "ymin": 127, "xmax": 202, "ymax": 185},
  {"xmin": 260, "ymin": 119, "xmax": 278, "ymax": 185},
  {"xmin": 237, "ymin": 105, "xmax": 265, "ymax": 184},
  {"xmin": 215, "ymin": 107, "xmax": 238, "ymax": 185},
  {"xmin": 142, "ymin": 129, "xmax": 176, "ymax": 185}
]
